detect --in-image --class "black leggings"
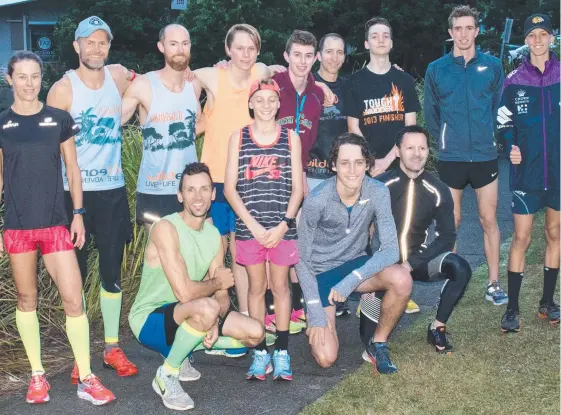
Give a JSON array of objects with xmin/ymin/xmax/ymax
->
[{"xmin": 360, "ymin": 253, "xmax": 472, "ymax": 346}]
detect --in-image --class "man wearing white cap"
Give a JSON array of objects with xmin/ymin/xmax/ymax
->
[{"xmin": 47, "ymin": 15, "xmax": 138, "ymax": 383}]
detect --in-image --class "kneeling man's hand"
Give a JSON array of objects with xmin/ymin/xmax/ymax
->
[
  {"xmin": 203, "ymin": 323, "xmax": 219, "ymax": 349},
  {"xmin": 307, "ymin": 320, "xmax": 334, "ymax": 347},
  {"xmin": 328, "ymin": 288, "xmax": 346, "ymax": 305},
  {"xmin": 213, "ymin": 266, "xmax": 235, "ymax": 290}
]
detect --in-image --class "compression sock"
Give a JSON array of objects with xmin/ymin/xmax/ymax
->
[
  {"xmin": 275, "ymin": 330, "xmax": 289, "ymax": 351},
  {"xmin": 15, "ymin": 309, "xmax": 44, "ymax": 373},
  {"xmin": 265, "ymin": 289, "xmax": 275, "ymax": 315},
  {"xmin": 507, "ymin": 271, "xmax": 523, "ymax": 311},
  {"xmin": 359, "ymin": 311, "xmax": 377, "ymax": 347},
  {"xmin": 291, "ymin": 282, "xmax": 304, "ymax": 312},
  {"xmin": 542, "ymin": 267, "xmax": 559, "ymax": 304},
  {"xmin": 192, "ymin": 336, "xmax": 245, "ymax": 352},
  {"xmin": 100, "ymin": 287, "xmax": 122, "ymax": 346},
  {"xmin": 66, "ymin": 314, "xmax": 92, "ymax": 381},
  {"xmin": 164, "ymin": 322, "xmax": 206, "ymax": 373}
]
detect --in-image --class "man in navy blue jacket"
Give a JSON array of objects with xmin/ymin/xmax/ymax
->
[
  {"xmin": 424, "ymin": 5, "xmax": 506, "ymax": 306},
  {"xmin": 497, "ymin": 14, "xmax": 560, "ymax": 332}
]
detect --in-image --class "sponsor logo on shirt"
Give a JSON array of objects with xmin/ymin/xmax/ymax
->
[
  {"xmin": 2, "ymin": 120, "xmax": 19, "ymax": 129},
  {"xmin": 514, "ymin": 89, "xmax": 529, "ymax": 115},
  {"xmin": 244, "ymin": 155, "xmax": 285, "ymax": 180},
  {"xmin": 497, "ymin": 106, "xmax": 513, "ymax": 126},
  {"xmin": 39, "ymin": 117, "xmax": 57, "ymax": 127}
]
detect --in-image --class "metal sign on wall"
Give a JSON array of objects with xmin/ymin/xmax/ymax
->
[
  {"xmin": 31, "ymin": 25, "xmax": 56, "ymax": 62},
  {"xmin": 171, "ymin": 0, "xmax": 187, "ymax": 10}
]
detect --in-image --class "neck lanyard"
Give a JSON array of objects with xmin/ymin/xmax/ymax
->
[{"xmin": 295, "ymin": 93, "xmax": 307, "ymax": 135}]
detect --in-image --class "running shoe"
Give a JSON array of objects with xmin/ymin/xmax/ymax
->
[
  {"xmin": 362, "ymin": 342, "xmax": 398, "ymax": 374},
  {"xmin": 485, "ymin": 281, "xmax": 509, "ymax": 305},
  {"xmin": 205, "ymin": 347, "xmax": 248, "ymax": 358},
  {"xmin": 356, "ymin": 304, "xmax": 361, "ymax": 318},
  {"xmin": 500, "ymin": 308, "xmax": 520, "ymax": 333},
  {"xmin": 272, "ymin": 349, "xmax": 293, "ymax": 381},
  {"xmin": 538, "ymin": 301, "xmax": 560, "ymax": 324},
  {"xmin": 335, "ymin": 301, "xmax": 351, "ymax": 317},
  {"xmin": 103, "ymin": 347, "xmax": 138, "ymax": 377},
  {"xmin": 265, "ymin": 313, "xmax": 276, "ymax": 332},
  {"xmin": 178, "ymin": 356, "xmax": 201, "ymax": 382},
  {"xmin": 266, "ymin": 332, "xmax": 277, "ymax": 347},
  {"xmin": 405, "ymin": 299, "xmax": 420, "ymax": 314},
  {"xmin": 289, "ymin": 309, "xmax": 306, "ymax": 334},
  {"xmin": 77, "ymin": 373, "xmax": 116, "ymax": 406},
  {"xmin": 152, "ymin": 366, "xmax": 194, "ymax": 411},
  {"xmin": 246, "ymin": 350, "xmax": 272, "ymax": 381},
  {"xmin": 26, "ymin": 372, "xmax": 50, "ymax": 404},
  {"xmin": 426, "ymin": 324, "xmax": 453, "ymax": 354}
]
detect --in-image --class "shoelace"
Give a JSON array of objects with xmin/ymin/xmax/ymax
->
[
  {"xmin": 505, "ymin": 309, "xmax": 518, "ymax": 321},
  {"xmin": 167, "ymin": 374, "xmax": 186, "ymax": 397},
  {"xmin": 435, "ymin": 328, "xmax": 451, "ymax": 346},
  {"xmin": 251, "ymin": 353, "xmax": 268, "ymax": 369},
  {"xmin": 30, "ymin": 375, "xmax": 47, "ymax": 391},
  {"xmin": 83, "ymin": 375, "xmax": 104, "ymax": 392},
  {"xmin": 374, "ymin": 345, "xmax": 393, "ymax": 367},
  {"xmin": 274, "ymin": 353, "xmax": 290, "ymax": 370},
  {"xmin": 489, "ymin": 282, "xmax": 506, "ymax": 296}
]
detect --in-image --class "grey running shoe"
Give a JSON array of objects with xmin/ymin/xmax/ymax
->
[
  {"xmin": 178, "ymin": 356, "xmax": 201, "ymax": 382},
  {"xmin": 152, "ymin": 366, "xmax": 195, "ymax": 411},
  {"xmin": 486, "ymin": 281, "xmax": 509, "ymax": 305},
  {"xmin": 501, "ymin": 309, "xmax": 520, "ymax": 333}
]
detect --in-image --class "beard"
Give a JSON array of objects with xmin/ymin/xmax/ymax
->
[
  {"xmin": 80, "ymin": 53, "xmax": 107, "ymax": 70},
  {"xmin": 165, "ymin": 54, "xmax": 190, "ymax": 72}
]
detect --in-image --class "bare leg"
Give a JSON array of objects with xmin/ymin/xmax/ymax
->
[
  {"xmin": 309, "ymin": 306, "xmax": 339, "ymax": 368},
  {"xmin": 11, "ymin": 251, "xmax": 39, "ymax": 312},
  {"xmin": 221, "ymin": 311, "xmax": 264, "ymax": 348},
  {"xmin": 475, "ymin": 179, "xmax": 500, "ymax": 282},
  {"xmin": 355, "ymin": 264, "xmax": 412, "ymax": 343},
  {"xmin": 172, "ymin": 297, "xmax": 220, "ymax": 332},
  {"xmin": 508, "ymin": 214, "xmax": 534, "ymax": 272},
  {"xmin": 449, "ymin": 187, "xmax": 464, "ymax": 253},
  {"xmin": 245, "ymin": 262, "xmax": 268, "ymax": 324},
  {"xmin": 269, "ymin": 263, "xmax": 291, "ymax": 332},
  {"xmin": 229, "ymin": 232, "xmax": 249, "ymax": 313},
  {"xmin": 545, "ymin": 208, "xmax": 560, "ymax": 269},
  {"xmin": 43, "ymin": 250, "xmax": 84, "ymax": 316}
]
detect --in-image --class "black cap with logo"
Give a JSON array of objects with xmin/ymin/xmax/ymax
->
[{"xmin": 524, "ymin": 14, "xmax": 553, "ymax": 38}]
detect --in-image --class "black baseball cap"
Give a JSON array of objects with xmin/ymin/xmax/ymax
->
[{"xmin": 524, "ymin": 14, "xmax": 553, "ymax": 38}]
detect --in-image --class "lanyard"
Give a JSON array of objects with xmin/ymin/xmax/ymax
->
[{"xmin": 295, "ymin": 93, "xmax": 307, "ymax": 135}]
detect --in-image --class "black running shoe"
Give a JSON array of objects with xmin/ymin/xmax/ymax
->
[
  {"xmin": 426, "ymin": 324, "xmax": 453, "ymax": 354},
  {"xmin": 335, "ymin": 301, "xmax": 351, "ymax": 317},
  {"xmin": 538, "ymin": 301, "xmax": 560, "ymax": 324},
  {"xmin": 501, "ymin": 308, "xmax": 520, "ymax": 332}
]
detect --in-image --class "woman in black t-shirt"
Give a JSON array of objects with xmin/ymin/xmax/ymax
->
[{"xmin": 0, "ymin": 51, "xmax": 115, "ymax": 405}]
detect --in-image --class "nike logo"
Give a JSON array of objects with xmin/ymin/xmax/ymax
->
[
  {"xmin": 244, "ymin": 165, "xmax": 283, "ymax": 180},
  {"xmin": 477, "ymin": 66, "xmax": 488, "ymax": 72},
  {"xmin": 155, "ymin": 377, "xmax": 166, "ymax": 395},
  {"xmin": 358, "ymin": 199, "xmax": 370, "ymax": 205},
  {"xmin": 289, "ymin": 251, "xmax": 296, "ymax": 257},
  {"xmin": 491, "ymin": 172, "xmax": 498, "ymax": 177}
]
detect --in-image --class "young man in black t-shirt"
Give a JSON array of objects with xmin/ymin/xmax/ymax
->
[
  {"xmin": 345, "ymin": 17, "xmax": 420, "ymax": 177},
  {"xmin": 345, "ymin": 17, "xmax": 421, "ymax": 314}
]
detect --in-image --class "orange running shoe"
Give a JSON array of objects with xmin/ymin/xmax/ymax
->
[
  {"xmin": 26, "ymin": 372, "xmax": 50, "ymax": 404},
  {"xmin": 71, "ymin": 362, "xmax": 79, "ymax": 385},
  {"xmin": 103, "ymin": 347, "xmax": 138, "ymax": 377},
  {"xmin": 77, "ymin": 374, "xmax": 116, "ymax": 405}
]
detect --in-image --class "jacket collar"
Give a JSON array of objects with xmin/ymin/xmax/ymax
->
[
  {"xmin": 277, "ymin": 71, "xmax": 317, "ymax": 97},
  {"xmin": 449, "ymin": 49, "xmax": 481, "ymax": 66},
  {"xmin": 522, "ymin": 52, "xmax": 559, "ymax": 75},
  {"xmin": 397, "ymin": 165, "xmax": 427, "ymax": 183}
]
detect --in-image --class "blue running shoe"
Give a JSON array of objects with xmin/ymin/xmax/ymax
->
[
  {"xmin": 538, "ymin": 301, "xmax": 560, "ymax": 324},
  {"xmin": 362, "ymin": 342, "xmax": 398, "ymax": 374},
  {"xmin": 246, "ymin": 350, "xmax": 272, "ymax": 381},
  {"xmin": 272, "ymin": 350, "xmax": 293, "ymax": 381},
  {"xmin": 205, "ymin": 347, "xmax": 248, "ymax": 358},
  {"xmin": 485, "ymin": 281, "xmax": 509, "ymax": 305}
]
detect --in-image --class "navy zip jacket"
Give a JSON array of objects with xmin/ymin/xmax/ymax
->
[
  {"xmin": 375, "ymin": 167, "xmax": 455, "ymax": 272},
  {"xmin": 424, "ymin": 50, "xmax": 504, "ymax": 162},
  {"xmin": 496, "ymin": 53, "xmax": 560, "ymax": 192}
]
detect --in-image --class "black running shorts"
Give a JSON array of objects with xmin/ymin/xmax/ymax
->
[{"xmin": 438, "ymin": 159, "xmax": 498, "ymax": 190}]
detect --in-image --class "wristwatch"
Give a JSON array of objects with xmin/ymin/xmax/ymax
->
[
  {"xmin": 73, "ymin": 207, "xmax": 86, "ymax": 215},
  {"xmin": 281, "ymin": 216, "xmax": 295, "ymax": 227}
]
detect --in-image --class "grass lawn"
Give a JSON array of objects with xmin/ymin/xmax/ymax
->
[{"xmin": 301, "ymin": 212, "xmax": 560, "ymax": 415}]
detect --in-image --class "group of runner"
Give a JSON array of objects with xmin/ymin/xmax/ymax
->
[{"xmin": 1, "ymin": 4, "xmax": 558, "ymax": 412}]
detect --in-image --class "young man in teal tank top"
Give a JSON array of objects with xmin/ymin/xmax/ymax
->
[
  {"xmin": 129, "ymin": 162, "xmax": 265, "ymax": 411},
  {"xmin": 47, "ymin": 15, "xmax": 138, "ymax": 382}
]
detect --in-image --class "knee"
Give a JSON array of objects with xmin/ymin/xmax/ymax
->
[
  {"xmin": 512, "ymin": 230, "xmax": 531, "ymax": 250},
  {"xmin": 545, "ymin": 225, "xmax": 560, "ymax": 244},
  {"xmin": 270, "ymin": 278, "xmax": 289, "ymax": 298},
  {"xmin": 248, "ymin": 278, "xmax": 267, "ymax": 297},
  {"xmin": 62, "ymin": 296, "xmax": 84, "ymax": 316},
  {"xmin": 313, "ymin": 347, "xmax": 338, "ymax": 368},
  {"xmin": 479, "ymin": 214, "xmax": 497, "ymax": 232},
  {"xmin": 101, "ymin": 278, "xmax": 121, "ymax": 294},
  {"xmin": 192, "ymin": 298, "xmax": 220, "ymax": 329},
  {"xmin": 17, "ymin": 291, "xmax": 38, "ymax": 312},
  {"xmin": 245, "ymin": 319, "xmax": 265, "ymax": 347},
  {"xmin": 390, "ymin": 266, "xmax": 413, "ymax": 297},
  {"xmin": 444, "ymin": 254, "xmax": 472, "ymax": 286}
]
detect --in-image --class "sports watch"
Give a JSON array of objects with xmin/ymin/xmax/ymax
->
[
  {"xmin": 73, "ymin": 208, "xmax": 86, "ymax": 215},
  {"xmin": 281, "ymin": 216, "xmax": 295, "ymax": 227}
]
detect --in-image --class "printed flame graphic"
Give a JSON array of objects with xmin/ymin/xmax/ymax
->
[{"xmin": 389, "ymin": 83, "xmax": 405, "ymax": 112}]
